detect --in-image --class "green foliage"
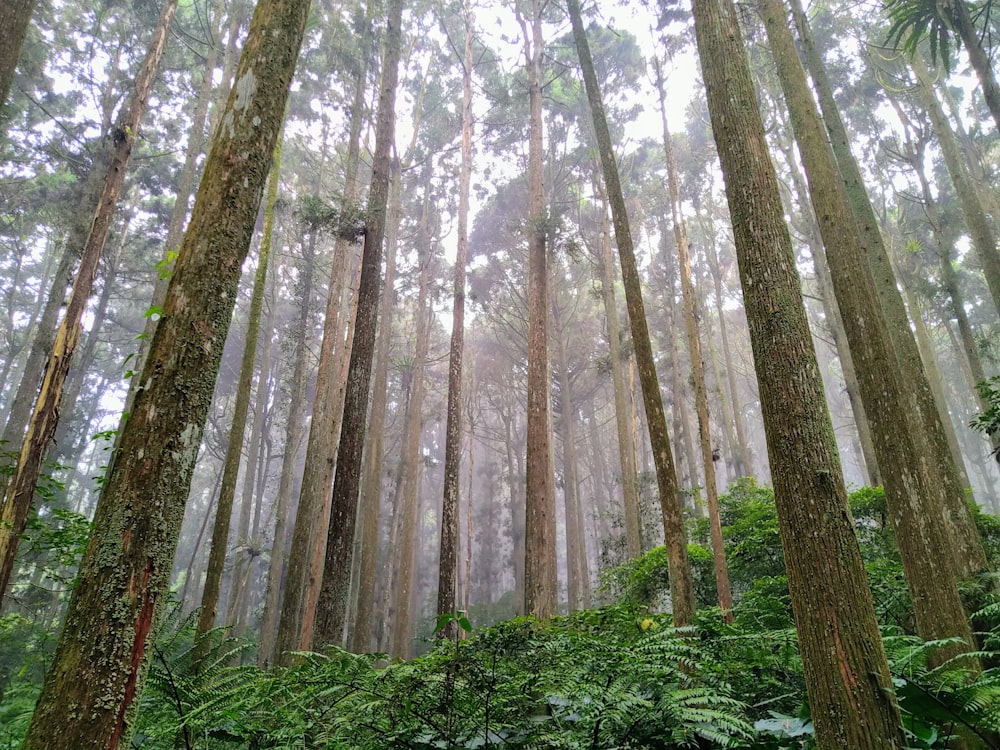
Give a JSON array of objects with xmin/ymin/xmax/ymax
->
[
  {"xmin": 884, "ymin": 0, "xmax": 958, "ymax": 70},
  {"xmin": 972, "ymin": 375, "xmax": 1000, "ymax": 454}
]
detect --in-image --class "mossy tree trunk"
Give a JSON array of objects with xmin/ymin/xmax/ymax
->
[
  {"xmin": 690, "ymin": 0, "xmax": 906, "ymax": 743},
  {"xmin": 568, "ymin": 0, "xmax": 694, "ymax": 624},
  {"xmin": 312, "ymin": 0, "xmax": 402, "ymax": 648},
  {"xmin": 791, "ymin": 0, "xmax": 988, "ymax": 578},
  {"xmin": 761, "ymin": 0, "xmax": 976, "ymax": 662},
  {"xmin": 20, "ymin": 0, "xmax": 310, "ymax": 742},
  {"xmin": 0, "ymin": 0, "xmax": 180, "ymax": 602}
]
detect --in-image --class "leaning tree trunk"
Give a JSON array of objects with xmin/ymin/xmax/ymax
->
[
  {"xmin": 0, "ymin": 0, "xmax": 180, "ymax": 602},
  {"xmin": 0, "ymin": 0, "xmax": 37, "ymax": 111},
  {"xmin": 436, "ymin": 0, "xmax": 474, "ymax": 641},
  {"xmin": 690, "ymin": 0, "xmax": 906, "ymax": 744},
  {"xmin": 519, "ymin": 0, "xmax": 558, "ymax": 619},
  {"xmin": 761, "ymin": 0, "xmax": 975, "ymax": 661},
  {"xmin": 193, "ymin": 138, "xmax": 280, "ymax": 664},
  {"xmin": 949, "ymin": 0, "xmax": 1000, "ymax": 135},
  {"xmin": 656, "ymin": 70, "xmax": 733, "ymax": 621},
  {"xmin": 20, "ymin": 0, "xmax": 310, "ymax": 743},
  {"xmin": 791, "ymin": 0, "xmax": 988, "ymax": 579},
  {"xmin": 567, "ymin": 0, "xmax": 694, "ymax": 625},
  {"xmin": 312, "ymin": 0, "xmax": 402, "ymax": 649}
]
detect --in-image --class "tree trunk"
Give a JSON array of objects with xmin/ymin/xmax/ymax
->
[
  {"xmin": 436, "ymin": 0, "xmax": 474, "ymax": 641},
  {"xmin": 390, "ymin": 253, "xmax": 433, "ymax": 659},
  {"xmin": 312, "ymin": 0, "xmax": 402, "ymax": 648},
  {"xmin": 950, "ymin": 0, "xmax": 1000, "ymax": 135},
  {"xmin": 792, "ymin": 0, "xmax": 988, "ymax": 579},
  {"xmin": 656, "ymin": 69, "xmax": 732, "ymax": 620},
  {"xmin": 567, "ymin": 0, "xmax": 694, "ymax": 625},
  {"xmin": 0, "ymin": 0, "xmax": 37, "ymax": 111},
  {"xmin": 691, "ymin": 0, "xmax": 906, "ymax": 743},
  {"xmin": 193, "ymin": 139, "xmax": 280, "ymax": 661},
  {"xmin": 519, "ymin": 0, "xmax": 558, "ymax": 620},
  {"xmin": 0, "ymin": 0, "xmax": 180, "ymax": 602},
  {"xmin": 594, "ymin": 181, "xmax": 642, "ymax": 559},
  {"xmin": 20, "ymin": 0, "xmax": 309, "ymax": 741}
]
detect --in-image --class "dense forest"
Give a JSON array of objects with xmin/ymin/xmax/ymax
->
[{"xmin": 2, "ymin": 0, "xmax": 1000, "ymax": 745}]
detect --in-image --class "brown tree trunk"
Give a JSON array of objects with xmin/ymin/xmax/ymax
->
[
  {"xmin": 567, "ymin": 0, "xmax": 694, "ymax": 625},
  {"xmin": 791, "ymin": 0, "xmax": 988, "ymax": 579},
  {"xmin": 390, "ymin": 253, "xmax": 433, "ymax": 659},
  {"xmin": 20, "ymin": 0, "xmax": 309, "ymax": 741},
  {"xmin": 193, "ymin": 139, "xmax": 280, "ymax": 661},
  {"xmin": 691, "ymin": 0, "xmax": 906, "ymax": 743},
  {"xmin": 594, "ymin": 182, "xmax": 642, "ymax": 559},
  {"xmin": 763, "ymin": 0, "xmax": 975, "ymax": 662},
  {"xmin": 519, "ymin": 0, "xmax": 557, "ymax": 619},
  {"xmin": 0, "ymin": 0, "xmax": 180, "ymax": 602},
  {"xmin": 436, "ymin": 0, "xmax": 474, "ymax": 641},
  {"xmin": 950, "ymin": 0, "xmax": 1000, "ymax": 135},
  {"xmin": 0, "ymin": 0, "xmax": 37, "ymax": 110},
  {"xmin": 312, "ymin": 0, "xmax": 402, "ymax": 648},
  {"xmin": 656, "ymin": 70, "xmax": 732, "ymax": 620}
]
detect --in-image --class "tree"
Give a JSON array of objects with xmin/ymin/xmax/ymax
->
[
  {"xmin": 519, "ymin": 0, "xmax": 558, "ymax": 619},
  {"xmin": 193, "ymin": 137, "xmax": 280, "ymax": 663},
  {"xmin": 312, "ymin": 0, "xmax": 403, "ymax": 649},
  {"xmin": 688, "ymin": 0, "xmax": 907, "ymax": 743},
  {"xmin": 0, "ymin": 0, "xmax": 38, "ymax": 112},
  {"xmin": 0, "ymin": 0, "xmax": 180, "ymax": 602},
  {"xmin": 567, "ymin": 0, "xmax": 695, "ymax": 626},
  {"xmin": 761, "ymin": 0, "xmax": 976, "ymax": 659},
  {"xmin": 437, "ymin": 0, "xmax": 474, "ymax": 640},
  {"xmin": 19, "ymin": 0, "xmax": 311, "ymax": 741}
]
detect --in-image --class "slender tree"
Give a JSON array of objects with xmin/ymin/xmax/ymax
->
[
  {"xmin": 567, "ymin": 0, "xmax": 694, "ymax": 625},
  {"xmin": 192, "ymin": 137, "xmax": 280, "ymax": 663},
  {"xmin": 20, "ymin": 0, "xmax": 310, "ymax": 741},
  {"xmin": 312, "ymin": 0, "xmax": 403, "ymax": 648},
  {"xmin": 518, "ymin": 0, "xmax": 558, "ymax": 619},
  {"xmin": 436, "ymin": 0, "xmax": 475, "ymax": 640},
  {"xmin": 688, "ymin": 0, "xmax": 906, "ymax": 743},
  {"xmin": 0, "ymin": 0, "xmax": 180, "ymax": 601}
]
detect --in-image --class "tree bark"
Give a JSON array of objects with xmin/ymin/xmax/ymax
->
[
  {"xmin": 436, "ymin": 0, "xmax": 474, "ymax": 641},
  {"xmin": 519, "ymin": 0, "xmax": 558, "ymax": 620},
  {"xmin": 691, "ymin": 0, "xmax": 906, "ymax": 743},
  {"xmin": 792, "ymin": 0, "xmax": 988, "ymax": 578},
  {"xmin": 312, "ymin": 0, "xmax": 402, "ymax": 648},
  {"xmin": 0, "ymin": 0, "xmax": 37, "ymax": 111},
  {"xmin": 949, "ymin": 0, "xmax": 1000, "ymax": 135},
  {"xmin": 20, "ymin": 0, "xmax": 309, "ymax": 741},
  {"xmin": 567, "ymin": 0, "xmax": 694, "ymax": 624},
  {"xmin": 0, "ymin": 0, "xmax": 180, "ymax": 602}
]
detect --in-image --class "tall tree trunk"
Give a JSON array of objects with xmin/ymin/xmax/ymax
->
[
  {"xmin": 20, "ymin": 0, "xmax": 309, "ymax": 741},
  {"xmin": 791, "ymin": 0, "xmax": 988, "ymax": 578},
  {"xmin": 552, "ymin": 297, "xmax": 589, "ymax": 610},
  {"xmin": 0, "ymin": 0, "xmax": 180, "ymax": 602},
  {"xmin": 390, "ymin": 254, "xmax": 433, "ymax": 659},
  {"xmin": 519, "ymin": 0, "xmax": 557, "ymax": 619},
  {"xmin": 312, "ymin": 0, "xmax": 402, "ymax": 648},
  {"xmin": 778, "ymin": 136, "xmax": 881, "ymax": 486},
  {"xmin": 436, "ymin": 0, "xmax": 474, "ymax": 641},
  {"xmin": 352, "ymin": 164, "xmax": 402, "ymax": 653},
  {"xmin": 0, "ymin": 0, "xmax": 37, "ymax": 111},
  {"xmin": 594, "ymin": 181, "xmax": 642, "ymax": 559},
  {"xmin": 690, "ymin": 0, "xmax": 906, "ymax": 743},
  {"xmin": 656, "ymin": 72, "xmax": 732, "ymax": 620},
  {"xmin": 193, "ymin": 140, "xmax": 281, "ymax": 661},
  {"xmin": 567, "ymin": 0, "xmax": 694, "ymax": 625},
  {"xmin": 949, "ymin": 0, "xmax": 1000, "ymax": 134},
  {"xmin": 763, "ymin": 0, "xmax": 976, "ymax": 660}
]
